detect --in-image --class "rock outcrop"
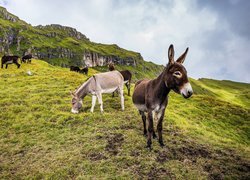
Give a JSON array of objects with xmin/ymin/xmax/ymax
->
[
  {"xmin": 35, "ymin": 24, "xmax": 89, "ymax": 41},
  {"xmin": 0, "ymin": 6, "xmax": 139, "ymax": 67},
  {"xmin": 0, "ymin": 7, "xmax": 19, "ymax": 22}
]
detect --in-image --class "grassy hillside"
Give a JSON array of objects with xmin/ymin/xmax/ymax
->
[
  {"xmin": 94, "ymin": 60, "xmax": 164, "ymax": 82},
  {"xmin": 0, "ymin": 60, "xmax": 249, "ymax": 179},
  {"xmin": 0, "ymin": 6, "xmax": 145, "ymax": 66}
]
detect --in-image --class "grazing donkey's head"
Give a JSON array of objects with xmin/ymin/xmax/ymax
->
[
  {"xmin": 71, "ymin": 92, "xmax": 82, "ymax": 114},
  {"xmin": 164, "ymin": 44, "xmax": 193, "ymax": 98}
]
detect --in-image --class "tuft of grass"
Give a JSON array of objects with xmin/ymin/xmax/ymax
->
[{"xmin": 0, "ymin": 60, "xmax": 249, "ymax": 179}]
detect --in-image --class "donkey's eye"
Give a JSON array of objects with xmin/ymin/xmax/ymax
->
[{"xmin": 173, "ymin": 71, "xmax": 182, "ymax": 78}]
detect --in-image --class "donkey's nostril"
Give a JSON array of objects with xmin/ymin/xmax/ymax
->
[{"xmin": 188, "ymin": 90, "xmax": 193, "ymax": 96}]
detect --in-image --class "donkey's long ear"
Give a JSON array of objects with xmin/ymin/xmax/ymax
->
[
  {"xmin": 176, "ymin": 47, "xmax": 189, "ymax": 64},
  {"xmin": 168, "ymin": 44, "xmax": 175, "ymax": 64}
]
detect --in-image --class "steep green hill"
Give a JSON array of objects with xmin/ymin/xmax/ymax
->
[
  {"xmin": 0, "ymin": 60, "xmax": 249, "ymax": 179},
  {"xmin": 0, "ymin": 6, "xmax": 156, "ymax": 68}
]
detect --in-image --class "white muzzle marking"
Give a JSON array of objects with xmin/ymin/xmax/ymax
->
[
  {"xmin": 71, "ymin": 108, "xmax": 79, "ymax": 114},
  {"xmin": 180, "ymin": 82, "xmax": 193, "ymax": 98}
]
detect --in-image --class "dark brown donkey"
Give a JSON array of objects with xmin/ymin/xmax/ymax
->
[
  {"xmin": 108, "ymin": 62, "xmax": 115, "ymax": 71},
  {"xmin": 119, "ymin": 70, "xmax": 132, "ymax": 96},
  {"xmin": 1, "ymin": 55, "xmax": 20, "ymax": 69},
  {"xmin": 132, "ymin": 44, "xmax": 193, "ymax": 149},
  {"xmin": 108, "ymin": 63, "xmax": 132, "ymax": 96}
]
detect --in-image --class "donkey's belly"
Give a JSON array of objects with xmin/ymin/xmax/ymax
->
[
  {"xmin": 134, "ymin": 103, "xmax": 147, "ymax": 112},
  {"xmin": 132, "ymin": 80, "xmax": 148, "ymax": 112},
  {"xmin": 101, "ymin": 87, "xmax": 118, "ymax": 93},
  {"xmin": 5, "ymin": 60, "xmax": 13, "ymax": 64}
]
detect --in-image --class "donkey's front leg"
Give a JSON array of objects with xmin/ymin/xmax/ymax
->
[
  {"xmin": 157, "ymin": 109, "xmax": 166, "ymax": 147},
  {"xmin": 120, "ymin": 92, "xmax": 124, "ymax": 111},
  {"xmin": 96, "ymin": 93, "xmax": 103, "ymax": 113},
  {"xmin": 147, "ymin": 111, "xmax": 153, "ymax": 149},
  {"xmin": 16, "ymin": 62, "xmax": 20, "ymax": 68},
  {"xmin": 90, "ymin": 95, "xmax": 97, "ymax": 113},
  {"xmin": 139, "ymin": 110, "xmax": 147, "ymax": 136}
]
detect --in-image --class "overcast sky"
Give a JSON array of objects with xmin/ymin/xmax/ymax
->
[{"xmin": 1, "ymin": 0, "xmax": 249, "ymax": 82}]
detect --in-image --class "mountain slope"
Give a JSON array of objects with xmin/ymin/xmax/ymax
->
[
  {"xmin": 0, "ymin": 6, "xmax": 154, "ymax": 68},
  {"xmin": 0, "ymin": 60, "xmax": 249, "ymax": 179}
]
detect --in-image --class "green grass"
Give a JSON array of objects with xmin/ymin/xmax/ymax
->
[{"xmin": 0, "ymin": 60, "xmax": 249, "ymax": 179}]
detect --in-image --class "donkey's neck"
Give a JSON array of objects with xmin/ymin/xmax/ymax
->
[
  {"xmin": 151, "ymin": 69, "xmax": 170, "ymax": 100},
  {"xmin": 75, "ymin": 77, "xmax": 92, "ymax": 98}
]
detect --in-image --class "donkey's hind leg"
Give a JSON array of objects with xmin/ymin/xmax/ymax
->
[
  {"xmin": 126, "ymin": 81, "xmax": 131, "ymax": 96},
  {"xmin": 15, "ymin": 62, "xmax": 20, "ymax": 68},
  {"xmin": 117, "ymin": 86, "xmax": 124, "ymax": 111},
  {"xmin": 139, "ymin": 110, "xmax": 147, "ymax": 136}
]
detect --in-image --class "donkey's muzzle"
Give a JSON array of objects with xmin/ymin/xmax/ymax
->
[
  {"xmin": 71, "ymin": 108, "xmax": 79, "ymax": 114},
  {"xmin": 180, "ymin": 82, "xmax": 193, "ymax": 99},
  {"xmin": 182, "ymin": 90, "xmax": 193, "ymax": 98}
]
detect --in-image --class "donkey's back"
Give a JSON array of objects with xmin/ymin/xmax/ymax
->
[{"xmin": 94, "ymin": 70, "xmax": 124, "ymax": 92}]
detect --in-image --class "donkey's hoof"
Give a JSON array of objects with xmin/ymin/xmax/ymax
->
[
  {"xmin": 159, "ymin": 141, "xmax": 165, "ymax": 147},
  {"xmin": 145, "ymin": 144, "xmax": 152, "ymax": 150},
  {"xmin": 153, "ymin": 133, "xmax": 157, "ymax": 139}
]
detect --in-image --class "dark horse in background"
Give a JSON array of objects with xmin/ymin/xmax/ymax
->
[
  {"xmin": 132, "ymin": 44, "xmax": 193, "ymax": 149},
  {"xmin": 1, "ymin": 55, "xmax": 20, "ymax": 69},
  {"xmin": 119, "ymin": 70, "xmax": 132, "ymax": 96},
  {"xmin": 21, "ymin": 54, "xmax": 32, "ymax": 63},
  {"xmin": 108, "ymin": 62, "xmax": 132, "ymax": 96}
]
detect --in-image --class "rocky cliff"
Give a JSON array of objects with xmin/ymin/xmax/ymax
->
[{"xmin": 0, "ymin": 6, "xmax": 141, "ymax": 67}]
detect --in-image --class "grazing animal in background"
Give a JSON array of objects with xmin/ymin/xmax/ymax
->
[
  {"xmin": 21, "ymin": 54, "xmax": 32, "ymax": 63},
  {"xmin": 119, "ymin": 70, "xmax": 132, "ymax": 96},
  {"xmin": 108, "ymin": 64, "xmax": 132, "ymax": 96},
  {"xmin": 108, "ymin": 62, "xmax": 115, "ymax": 71},
  {"xmin": 71, "ymin": 70, "xmax": 124, "ymax": 113},
  {"xmin": 132, "ymin": 44, "xmax": 193, "ymax": 149},
  {"xmin": 70, "ymin": 66, "xmax": 80, "ymax": 72},
  {"xmin": 1, "ymin": 55, "xmax": 20, "ymax": 69},
  {"xmin": 79, "ymin": 66, "xmax": 88, "ymax": 75}
]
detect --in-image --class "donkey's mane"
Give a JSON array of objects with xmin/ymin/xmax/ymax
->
[{"xmin": 75, "ymin": 76, "xmax": 93, "ymax": 97}]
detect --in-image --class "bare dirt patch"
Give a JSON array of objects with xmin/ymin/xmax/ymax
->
[
  {"xmin": 156, "ymin": 138, "xmax": 211, "ymax": 163},
  {"xmin": 105, "ymin": 133, "xmax": 124, "ymax": 155},
  {"xmin": 147, "ymin": 166, "xmax": 173, "ymax": 179},
  {"xmin": 155, "ymin": 137, "xmax": 250, "ymax": 179},
  {"xmin": 88, "ymin": 152, "xmax": 107, "ymax": 161}
]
